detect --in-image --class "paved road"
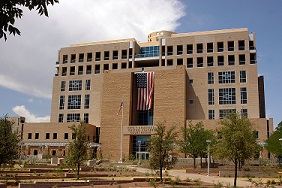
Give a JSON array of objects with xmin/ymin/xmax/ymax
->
[{"xmin": 130, "ymin": 166, "xmax": 253, "ymax": 187}]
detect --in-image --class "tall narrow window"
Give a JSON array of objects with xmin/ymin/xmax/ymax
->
[
  {"xmin": 64, "ymin": 133, "xmax": 69, "ymax": 139},
  {"xmin": 239, "ymin": 54, "xmax": 245, "ymax": 65},
  {"xmin": 53, "ymin": 133, "xmax": 57, "ymax": 139},
  {"xmin": 61, "ymin": 81, "xmax": 66, "ymax": 91},
  {"xmin": 84, "ymin": 113, "xmax": 89, "ymax": 123},
  {"xmin": 71, "ymin": 54, "xmax": 76, "ymax": 63},
  {"xmin": 208, "ymin": 110, "xmax": 215, "ymax": 119},
  {"xmin": 63, "ymin": 55, "xmax": 68, "ymax": 64},
  {"xmin": 241, "ymin": 109, "xmax": 248, "ymax": 117},
  {"xmin": 187, "ymin": 44, "xmax": 193, "ymax": 54},
  {"xmin": 240, "ymin": 70, "xmax": 247, "ymax": 83},
  {"xmin": 104, "ymin": 51, "xmax": 109, "ymax": 60},
  {"xmin": 177, "ymin": 45, "xmax": 183, "ymax": 55},
  {"xmin": 228, "ymin": 41, "xmax": 234, "ymax": 51},
  {"xmin": 167, "ymin": 46, "xmax": 173, "ymax": 55},
  {"xmin": 58, "ymin": 114, "xmax": 64, "ymax": 122},
  {"xmin": 122, "ymin": 50, "xmax": 127, "ymax": 59},
  {"xmin": 113, "ymin": 50, "xmax": 118, "ymax": 59},
  {"xmin": 218, "ymin": 56, "xmax": 224, "ymax": 66},
  {"xmin": 217, "ymin": 42, "xmax": 224, "ymax": 52},
  {"xmin": 228, "ymin": 55, "xmax": 235, "ymax": 65},
  {"xmin": 207, "ymin": 43, "xmax": 213, "ymax": 53},
  {"xmin": 197, "ymin": 43, "xmax": 203, "ymax": 53},
  {"xmin": 208, "ymin": 72, "xmax": 214, "ymax": 84},
  {"xmin": 187, "ymin": 58, "xmax": 193, "ymax": 68},
  {"xmin": 197, "ymin": 57, "xmax": 203, "ymax": 67},
  {"xmin": 250, "ymin": 53, "xmax": 256, "ymax": 64},
  {"xmin": 95, "ymin": 65, "xmax": 100, "ymax": 74},
  {"xmin": 35, "ymin": 133, "xmax": 39, "ymax": 139},
  {"xmin": 241, "ymin": 87, "xmax": 248, "ymax": 104},
  {"xmin": 238, "ymin": 40, "xmax": 245, "ymax": 50},
  {"xmin": 70, "ymin": 66, "xmax": 75, "ymax": 75},
  {"xmin": 46, "ymin": 133, "xmax": 50, "ymax": 139},
  {"xmin": 95, "ymin": 52, "xmax": 101, "ymax": 61},
  {"xmin": 207, "ymin": 56, "xmax": 214, "ymax": 66},
  {"xmin": 59, "ymin": 96, "xmax": 65, "ymax": 109},
  {"xmin": 62, "ymin": 67, "xmax": 67, "ymax": 76},
  {"xmin": 87, "ymin": 52, "xmax": 92, "ymax": 62},
  {"xmin": 78, "ymin": 66, "xmax": 83, "ymax": 75},
  {"xmin": 79, "ymin": 53, "xmax": 84, "ymax": 62},
  {"xmin": 86, "ymin": 65, "xmax": 91, "ymax": 74},
  {"xmin": 84, "ymin": 94, "xmax": 90, "ymax": 109},
  {"xmin": 208, "ymin": 89, "xmax": 214, "ymax": 105}
]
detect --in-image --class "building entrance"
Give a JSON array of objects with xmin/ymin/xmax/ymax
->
[
  {"xmin": 131, "ymin": 135, "xmax": 150, "ymax": 160},
  {"xmin": 136, "ymin": 151, "xmax": 150, "ymax": 160}
]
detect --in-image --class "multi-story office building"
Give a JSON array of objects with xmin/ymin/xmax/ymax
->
[{"xmin": 23, "ymin": 28, "xmax": 273, "ymax": 160}]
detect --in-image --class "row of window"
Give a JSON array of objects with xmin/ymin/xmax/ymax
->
[
  {"xmin": 208, "ymin": 87, "xmax": 247, "ymax": 105},
  {"xmin": 59, "ymin": 95, "xmax": 90, "ymax": 110},
  {"xmin": 58, "ymin": 113, "xmax": 89, "ymax": 123},
  {"xmin": 166, "ymin": 40, "xmax": 255, "ymax": 56},
  {"xmin": 208, "ymin": 109, "xmax": 248, "ymax": 119},
  {"xmin": 27, "ymin": 132, "xmax": 94, "ymax": 141},
  {"xmin": 61, "ymin": 80, "xmax": 90, "ymax": 91},
  {"xmin": 208, "ymin": 70, "xmax": 247, "ymax": 84}
]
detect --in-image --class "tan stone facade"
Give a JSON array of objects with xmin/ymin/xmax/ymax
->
[{"xmin": 21, "ymin": 28, "xmax": 273, "ymax": 161}]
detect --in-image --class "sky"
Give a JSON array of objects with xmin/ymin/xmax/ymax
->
[{"xmin": 0, "ymin": 0, "xmax": 281, "ymax": 126}]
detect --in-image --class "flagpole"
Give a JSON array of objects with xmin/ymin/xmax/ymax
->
[{"xmin": 119, "ymin": 98, "xmax": 124, "ymax": 163}]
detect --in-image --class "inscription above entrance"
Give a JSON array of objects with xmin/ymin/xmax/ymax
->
[{"xmin": 123, "ymin": 126, "xmax": 155, "ymax": 135}]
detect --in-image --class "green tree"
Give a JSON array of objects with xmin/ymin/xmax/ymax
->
[
  {"xmin": 0, "ymin": 115, "xmax": 20, "ymax": 166},
  {"xmin": 178, "ymin": 121, "xmax": 214, "ymax": 168},
  {"xmin": 213, "ymin": 113, "xmax": 260, "ymax": 187},
  {"xmin": 265, "ymin": 121, "xmax": 282, "ymax": 164},
  {"xmin": 66, "ymin": 122, "xmax": 88, "ymax": 179},
  {"xmin": 0, "ymin": 0, "xmax": 59, "ymax": 41},
  {"xmin": 147, "ymin": 123, "xmax": 178, "ymax": 183}
]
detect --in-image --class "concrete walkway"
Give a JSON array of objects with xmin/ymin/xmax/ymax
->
[{"xmin": 130, "ymin": 166, "xmax": 253, "ymax": 187}]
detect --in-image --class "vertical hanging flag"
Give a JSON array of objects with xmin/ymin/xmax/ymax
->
[
  {"xmin": 136, "ymin": 72, "xmax": 155, "ymax": 111},
  {"xmin": 117, "ymin": 100, "xmax": 123, "ymax": 115}
]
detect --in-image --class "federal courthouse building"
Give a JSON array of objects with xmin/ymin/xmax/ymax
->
[{"xmin": 20, "ymin": 28, "xmax": 273, "ymax": 160}]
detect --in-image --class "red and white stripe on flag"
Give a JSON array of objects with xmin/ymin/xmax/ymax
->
[{"xmin": 136, "ymin": 72, "xmax": 155, "ymax": 111}]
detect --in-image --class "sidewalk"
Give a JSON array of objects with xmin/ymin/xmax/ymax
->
[{"xmin": 132, "ymin": 166, "xmax": 253, "ymax": 187}]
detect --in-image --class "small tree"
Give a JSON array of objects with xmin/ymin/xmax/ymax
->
[
  {"xmin": 265, "ymin": 121, "xmax": 282, "ymax": 164},
  {"xmin": 147, "ymin": 123, "xmax": 178, "ymax": 183},
  {"xmin": 213, "ymin": 113, "xmax": 260, "ymax": 187},
  {"xmin": 66, "ymin": 122, "xmax": 88, "ymax": 179},
  {"xmin": 179, "ymin": 121, "xmax": 214, "ymax": 168},
  {"xmin": 0, "ymin": 115, "xmax": 20, "ymax": 166}
]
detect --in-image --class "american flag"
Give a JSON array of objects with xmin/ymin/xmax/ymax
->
[
  {"xmin": 117, "ymin": 100, "xmax": 123, "ymax": 115},
  {"xmin": 136, "ymin": 72, "xmax": 155, "ymax": 111}
]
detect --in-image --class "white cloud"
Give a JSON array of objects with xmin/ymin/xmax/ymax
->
[
  {"xmin": 12, "ymin": 105, "xmax": 50, "ymax": 122},
  {"xmin": 0, "ymin": 0, "xmax": 185, "ymax": 99}
]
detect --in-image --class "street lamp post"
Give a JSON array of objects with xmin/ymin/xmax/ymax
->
[
  {"xmin": 138, "ymin": 140, "xmax": 141, "ymax": 165},
  {"xmin": 206, "ymin": 140, "xmax": 211, "ymax": 176}
]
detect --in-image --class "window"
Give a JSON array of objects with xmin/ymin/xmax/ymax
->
[
  {"xmin": 70, "ymin": 66, "xmax": 75, "ymax": 75},
  {"xmin": 46, "ymin": 133, "xmax": 50, "ymax": 139},
  {"xmin": 219, "ymin": 88, "xmax": 236, "ymax": 104},
  {"xmin": 122, "ymin": 50, "xmax": 127, "ymax": 59},
  {"xmin": 79, "ymin": 53, "xmax": 84, "ymax": 62},
  {"xmin": 113, "ymin": 63, "xmax": 118, "ymax": 69},
  {"xmin": 59, "ymin": 96, "xmax": 65, "ymax": 110},
  {"xmin": 68, "ymin": 95, "xmax": 81, "ymax": 109},
  {"xmin": 228, "ymin": 41, "xmax": 234, "ymax": 51},
  {"xmin": 104, "ymin": 51, "xmax": 109, "ymax": 60},
  {"xmin": 67, "ymin": 114, "xmax": 80, "ymax": 122},
  {"xmin": 240, "ymin": 70, "xmax": 247, "ymax": 83},
  {"xmin": 87, "ymin": 52, "xmax": 92, "ymax": 62},
  {"xmin": 250, "ymin": 53, "xmax": 256, "ymax": 64},
  {"xmin": 104, "ymin": 64, "xmax": 109, "ymax": 71},
  {"xmin": 60, "ymin": 81, "xmax": 66, "ymax": 91},
  {"xmin": 84, "ymin": 94, "xmax": 90, "ymax": 109},
  {"xmin": 121, "ymin": 62, "xmax": 127, "ymax": 69},
  {"xmin": 86, "ymin": 65, "xmax": 91, "ymax": 74},
  {"xmin": 69, "ymin": 80, "xmax": 82, "ymax": 91},
  {"xmin": 219, "ymin": 109, "xmax": 236, "ymax": 119},
  {"xmin": 95, "ymin": 65, "xmax": 100, "ymax": 74},
  {"xmin": 28, "ymin": 133, "xmax": 32, "ymax": 139},
  {"xmin": 177, "ymin": 58, "xmax": 183, "ymax": 65},
  {"xmin": 35, "ymin": 133, "xmax": 39, "ymax": 139},
  {"xmin": 78, "ymin": 66, "xmax": 83, "ymax": 75},
  {"xmin": 197, "ymin": 57, "xmax": 203, "ymax": 67},
  {"xmin": 189, "ymin": 79, "xmax": 193, "ymax": 84},
  {"xmin": 34, "ymin": 150, "xmax": 38, "ymax": 155},
  {"xmin": 208, "ymin": 110, "xmax": 214, "ymax": 119},
  {"xmin": 197, "ymin": 43, "xmax": 203, "ymax": 53},
  {"xmin": 207, "ymin": 56, "xmax": 214, "ymax": 66},
  {"xmin": 95, "ymin": 52, "xmax": 101, "ymax": 61},
  {"xmin": 249, "ymin": 41, "xmax": 255, "ymax": 50},
  {"xmin": 64, "ymin": 133, "xmax": 68, "ymax": 139},
  {"xmin": 53, "ymin": 133, "xmax": 57, "ymax": 139},
  {"xmin": 52, "ymin": 150, "xmax": 56, "ymax": 156},
  {"xmin": 228, "ymin": 55, "xmax": 235, "ymax": 65},
  {"xmin": 218, "ymin": 56, "xmax": 224, "ymax": 66},
  {"xmin": 241, "ymin": 109, "xmax": 248, "ymax": 117},
  {"xmin": 208, "ymin": 89, "xmax": 214, "ymax": 105},
  {"xmin": 238, "ymin": 40, "xmax": 245, "ymax": 50},
  {"xmin": 84, "ymin": 113, "xmax": 89, "ymax": 123},
  {"xmin": 71, "ymin": 54, "xmax": 76, "ymax": 63},
  {"xmin": 113, "ymin": 50, "xmax": 118, "ymax": 59},
  {"xmin": 218, "ymin": 71, "xmax": 235, "ymax": 83},
  {"xmin": 85, "ymin": 79, "xmax": 90, "ymax": 90},
  {"xmin": 207, "ymin": 43, "xmax": 213, "ymax": 53},
  {"xmin": 189, "ymin": 99, "xmax": 194, "ymax": 104},
  {"xmin": 167, "ymin": 59, "xmax": 173, "ymax": 66},
  {"xmin": 187, "ymin": 58, "xmax": 193, "ymax": 68},
  {"xmin": 217, "ymin": 42, "xmax": 224, "ymax": 52},
  {"xmin": 62, "ymin": 67, "xmax": 67, "ymax": 76},
  {"xmin": 177, "ymin": 45, "xmax": 183, "ymax": 55},
  {"xmin": 208, "ymin": 72, "xmax": 214, "ymax": 84},
  {"xmin": 241, "ymin": 87, "xmax": 247, "ymax": 104},
  {"xmin": 167, "ymin": 46, "xmax": 173, "ymax": 56},
  {"xmin": 187, "ymin": 44, "xmax": 193, "ymax": 54},
  {"xmin": 239, "ymin": 54, "xmax": 245, "ymax": 65},
  {"xmin": 58, "ymin": 114, "xmax": 64, "ymax": 122},
  {"xmin": 63, "ymin": 55, "xmax": 68, "ymax": 63}
]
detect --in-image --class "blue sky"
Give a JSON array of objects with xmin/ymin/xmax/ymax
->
[{"xmin": 0, "ymin": 0, "xmax": 281, "ymax": 126}]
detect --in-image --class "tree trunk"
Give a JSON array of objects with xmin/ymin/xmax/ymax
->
[
  {"xmin": 160, "ymin": 166, "xmax": 163, "ymax": 183},
  {"xmin": 77, "ymin": 163, "xmax": 80, "ymax": 179},
  {"xmin": 234, "ymin": 159, "xmax": 238, "ymax": 187},
  {"xmin": 193, "ymin": 156, "xmax": 196, "ymax": 169}
]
